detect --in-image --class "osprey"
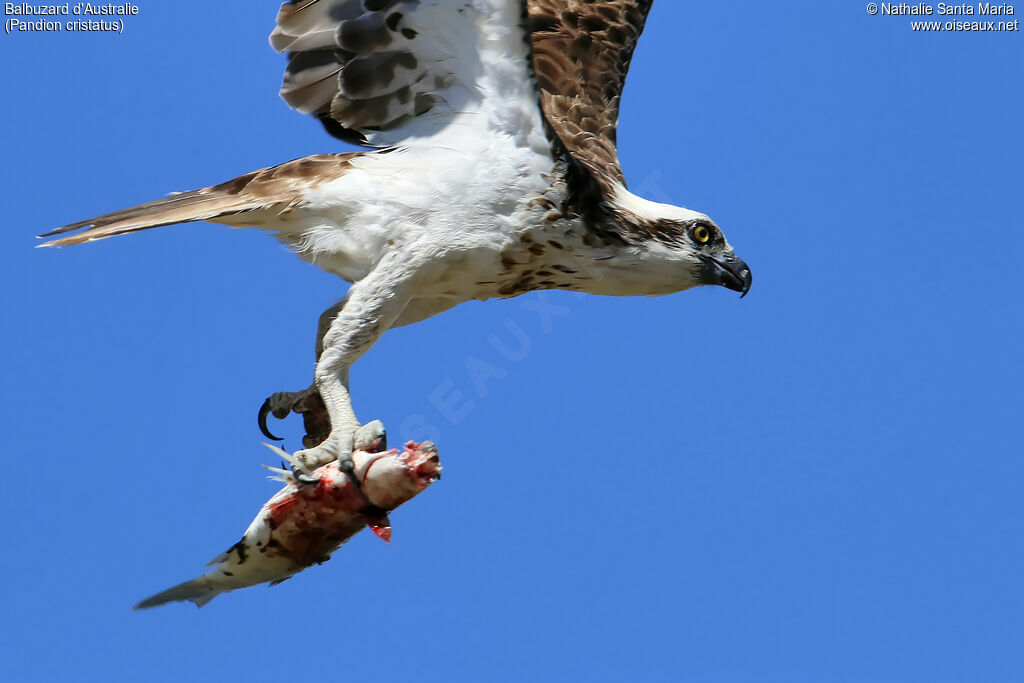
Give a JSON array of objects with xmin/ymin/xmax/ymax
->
[{"xmin": 40, "ymin": 0, "xmax": 751, "ymax": 476}]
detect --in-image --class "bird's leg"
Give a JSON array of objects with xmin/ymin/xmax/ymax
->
[
  {"xmin": 258, "ymin": 298, "xmax": 347, "ymax": 446},
  {"xmin": 292, "ymin": 365, "xmax": 358, "ymax": 475},
  {"xmin": 287, "ymin": 259, "xmax": 420, "ymax": 478}
]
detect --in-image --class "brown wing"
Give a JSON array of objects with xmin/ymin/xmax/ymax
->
[{"xmin": 526, "ymin": 0, "xmax": 654, "ymax": 194}]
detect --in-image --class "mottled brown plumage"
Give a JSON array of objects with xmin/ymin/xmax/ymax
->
[{"xmin": 526, "ymin": 0, "xmax": 652, "ymax": 194}]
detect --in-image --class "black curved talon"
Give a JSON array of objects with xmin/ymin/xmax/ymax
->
[
  {"xmin": 258, "ymin": 398, "xmax": 284, "ymax": 441},
  {"xmin": 296, "ymin": 472, "xmax": 321, "ymax": 487},
  {"xmin": 338, "ymin": 456, "xmax": 356, "ymax": 479},
  {"xmin": 337, "ymin": 455, "xmax": 367, "ymax": 493}
]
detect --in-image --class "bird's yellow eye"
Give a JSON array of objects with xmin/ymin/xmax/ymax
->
[{"xmin": 694, "ymin": 225, "xmax": 711, "ymax": 243}]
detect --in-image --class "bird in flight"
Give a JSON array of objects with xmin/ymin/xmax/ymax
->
[{"xmin": 40, "ymin": 0, "xmax": 751, "ymax": 479}]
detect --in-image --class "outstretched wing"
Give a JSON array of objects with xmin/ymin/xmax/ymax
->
[
  {"xmin": 271, "ymin": 0, "xmax": 522, "ymax": 147},
  {"xmin": 526, "ymin": 0, "xmax": 653, "ymax": 194},
  {"xmin": 273, "ymin": 0, "xmax": 653, "ymax": 189}
]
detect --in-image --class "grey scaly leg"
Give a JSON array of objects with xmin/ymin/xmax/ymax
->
[{"xmin": 288, "ymin": 253, "xmax": 429, "ymax": 478}]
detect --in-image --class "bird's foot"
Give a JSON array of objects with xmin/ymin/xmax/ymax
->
[
  {"xmin": 258, "ymin": 388, "xmax": 331, "ymax": 448},
  {"xmin": 291, "ymin": 420, "xmax": 388, "ymax": 486}
]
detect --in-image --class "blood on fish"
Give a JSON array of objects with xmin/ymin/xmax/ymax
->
[{"xmin": 369, "ymin": 522, "xmax": 392, "ymax": 544}]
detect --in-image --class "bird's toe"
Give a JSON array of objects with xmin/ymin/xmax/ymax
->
[{"xmin": 354, "ymin": 419, "xmax": 387, "ymax": 453}]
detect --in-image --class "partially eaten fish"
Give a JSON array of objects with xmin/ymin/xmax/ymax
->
[{"xmin": 135, "ymin": 441, "xmax": 441, "ymax": 609}]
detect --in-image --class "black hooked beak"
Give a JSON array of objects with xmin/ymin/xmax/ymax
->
[{"xmin": 699, "ymin": 253, "xmax": 752, "ymax": 298}]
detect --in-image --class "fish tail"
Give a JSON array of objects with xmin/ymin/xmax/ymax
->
[{"xmin": 133, "ymin": 576, "xmax": 224, "ymax": 610}]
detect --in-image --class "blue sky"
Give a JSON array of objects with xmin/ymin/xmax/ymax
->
[{"xmin": 2, "ymin": 2, "xmax": 1022, "ymax": 681}]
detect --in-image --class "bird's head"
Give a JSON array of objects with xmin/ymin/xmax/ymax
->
[{"xmin": 610, "ymin": 189, "xmax": 752, "ymax": 298}]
